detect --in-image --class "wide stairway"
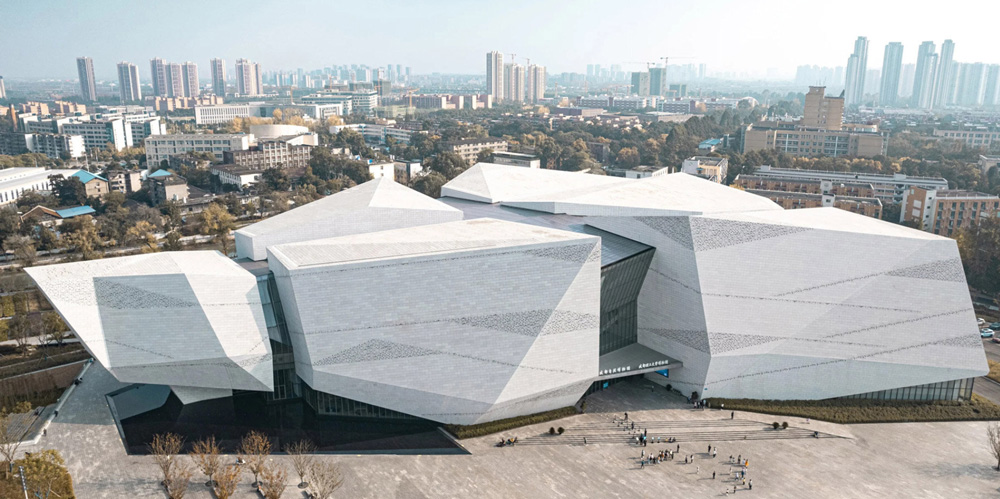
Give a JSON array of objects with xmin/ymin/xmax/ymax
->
[{"xmin": 516, "ymin": 417, "xmax": 839, "ymax": 446}]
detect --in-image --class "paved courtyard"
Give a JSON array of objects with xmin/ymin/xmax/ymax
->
[{"xmin": 21, "ymin": 363, "xmax": 1000, "ymax": 498}]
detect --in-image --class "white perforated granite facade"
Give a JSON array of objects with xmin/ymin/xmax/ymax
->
[
  {"xmin": 26, "ymin": 251, "xmax": 273, "ymax": 397},
  {"xmin": 268, "ymin": 218, "xmax": 601, "ymax": 424},
  {"xmin": 235, "ymin": 177, "xmax": 462, "ymax": 260},
  {"xmin": 589, "ymin": 207, "xmax": 988, "ymax": 399}
]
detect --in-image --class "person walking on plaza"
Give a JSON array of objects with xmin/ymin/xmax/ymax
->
[
  {"xmin": 731, "ymin": 411, "xmax": 734, "ymax": 419},
  {"xmin": 713, "ymin": 471, "xmax": 716, "ymax": 480},
  {"xmin": 624, "ymin": 412, "xmax": 628, "ymax": 421},
  {"xmin": 749, "ymin": 479, "xmax": 753, "ymax": 490}
]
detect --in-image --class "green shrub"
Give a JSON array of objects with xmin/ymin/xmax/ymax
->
[
  {"xmin": 772, "ymin": 422, "xmax": 780, "ymax": 429},
  {"xmin": 705, "ymin": 395, "xmax": 1000, "ymax": 424},
  {"xmin": 557, "ymin": 427, "xmax": 565, "ymax": 434},
  {"xmin": 442, "ymin": 406, "xmax": 578, "ymax": 439},
  {"xmin": 781, "ymin": 421, "xmax": 788, "ymax": 429},
  {"xmin": 549, "ymin": 427, "xmax": 556, "ymax": 435}
]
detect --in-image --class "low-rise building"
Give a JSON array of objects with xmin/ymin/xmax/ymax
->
[
  {"xmin": 626, "ymin": 165, "xmax": 671, "ymax": 179},
  {"xmin": 934, "ymin": 128, "xmax": 1000, "ymax": 149},
  {"xmin": 105, "ymin": 169, "xmax": 142, "ymax": 194},
  {"xmin": 194, "ymin": 103, "xmax": 266, "ymax": 125},
  {"xmin": 20, "ymin": 205, "xmax": 97, "ymax": 227},
  {"xmin": 222, "ymin": 136, "xmax": 313, "ymax": 171},
  {"xmin": 367, "ymin": 162, "xmax": 395, "ymax": 179},
  {"xmin": 978, "ymin": 155, "xmax": 1000, "ymax": 174},
  {"xmin": 680, "ymin": 156, "xmax": 729, "ymax": 183},
  {"xmin": 330, "ymin": 124, "xmax": 414, "ymax": 145},
  {"xmin": 1, "ymin": 132, "xmax": 85, "ymax": 159},
  {"xmin": 149, "ymin": 95, "xmax": 223, "ymax": 112},
  {"xmin": 147, "ymin": 170, "xmax": 190, "ymax": 205},
  {"xmin": 442, "ymin": 138, "xmax": 509, "ymax": 165},
  {"xmin": 748, "ymin": 164, "xmax": 948, "ymax": 205},
  {"xmin": 747, "ymin": 189, "xmax": 883, "ymax": 219},
  {"xmin": 211, "ymin": 164, "xmax": 262, "ymax": 189},
  {"xmin": 145, "ymin": 133, "xmax": 253, "ymax": 165},
  {"xmin": 393, "ymin": 160, "xmax": 423, "ymax": 181},
  {"xmin": 21, "ymin": 114, "xmax": 132, "ymax": 151},
  {"xmin": 903, "ymin": 187, "xmax": 1000, "ymax": 237},
  {"xmin": 71, "ymin": 171, "xmax": 110, "ymax": 198},
  {"xmin": 742, "ymin": 120, "xmax": 888, "ymax": 157},
  {"xmin": 734, "ymin": 174, "xmax": 877, "ymax": 198},
  {"xmin": 491, "ymin": 151, "xmax": 540, "ymax": 168}
]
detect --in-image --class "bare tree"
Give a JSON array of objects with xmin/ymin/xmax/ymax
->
[
  {"xmin": 213, "ymin": 464, "xmax": 241, "ymax": 499},
  {"xmin": 9, "ymin": 314, "xmax": 32, "ymax": 355},
  {"xmin": 309, "ymin": 460, "xmax": 345, "ymax": 499},
  {"xmin": 260, "ymin": 460, "xmax": 288, "ymax": 499},
  {"xmin": 285, "ymin": 439, "xmax": 316, "ymax": 488},
  {"xmin": 988, "ymin": 422, "xmax": 1000, "ymax": 471},
  {"xmin": 190, "ymin": 436, "xmax": 222, "ymax": 487},
  {"xmin": 166, "ymin": 458, "xmax": 193, "ymax": 499},
  {"xmin": 238, "ymin": 430, "xmax": 272, "ymax": 487},
  {"xmin": 0, "ymin": 408, "xmax": 24, "ymax": 478},
  {"xmin": 148, "ymin": 433, "xmax": 184, "ymax": 487}
]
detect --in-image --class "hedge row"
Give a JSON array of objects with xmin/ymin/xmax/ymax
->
[
  {"xmin": 444, "ymin": 406, "xmax": 578, "ymax": 439},
  {"xmin": 705, "ymin": 394, "xmax": 1000, "ymax": 424},
  {"xmin": 988, "ymin": 360, "xmax": 1000, "ymax": 384}
]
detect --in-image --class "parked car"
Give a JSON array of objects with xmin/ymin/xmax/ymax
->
[
  {"xmin": 982, "ymin": 329, "xmax": 995, "ymax": 338},
  {"xmin": 992, "ymin": 336, "xmax": 1000, "ymax": 343},
  {"xmin": 989, "ymin": 322, "xmax": 1000, "ymax": 330},
  {"xmin": 979, "ymin": 318, "xmax": 987, "ymax": 326}
]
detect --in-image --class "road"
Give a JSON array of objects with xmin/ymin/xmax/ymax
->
[{"xmin": 973, "ymin": 337, "xmax": 1000, "ymax": 404}]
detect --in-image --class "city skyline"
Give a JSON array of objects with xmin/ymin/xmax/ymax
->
[{"xmin": 2, "ymin": 0, "xmax": 999, "ymax": 80}]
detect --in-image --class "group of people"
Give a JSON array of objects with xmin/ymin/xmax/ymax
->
[
  {"xmin": 618, "ymin": 413, "xmax": 758, "ymax": 493},
  {"xmin": 496, "ymin": 436, "xmax": 518, "ymax": 447}
]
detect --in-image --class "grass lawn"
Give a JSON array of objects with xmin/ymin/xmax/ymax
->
[{"xmin": 989, "ymin": 360, "xmax": 1000, "ymax": 383}]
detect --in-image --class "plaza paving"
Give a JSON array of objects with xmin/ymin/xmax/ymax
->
[{"xmin": 21, "ymin": 363, "xmax": 1000, "ymax": 498}]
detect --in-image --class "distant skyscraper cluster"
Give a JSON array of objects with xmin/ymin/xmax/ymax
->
[
  {"xmin": 841, "ymin": 37, "xmax": 1000, "ymax": 109},
  {"xmin": 148, "ymin": 58, "xmax": 201, "ymax": 98},
  {"xmin": 485, "ymin": 51, "xmax": 546, "ymax": 104},
  {"xmin": 211, "ymin": 58, "xmax": 227, "ymax": 96}
]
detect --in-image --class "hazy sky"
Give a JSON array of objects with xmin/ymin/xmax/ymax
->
[{"xmin": 2, "ymin": 0, "xmax": 999, "ymax": 80}]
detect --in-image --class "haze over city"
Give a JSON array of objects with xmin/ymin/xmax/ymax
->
[
  {"xmin": 7, "ymin": 1, "xmax": 1000, "ymax": 498},
  {"xmin": 3, "ymin": 0, "xmax": 1000, "ymax": 78}
]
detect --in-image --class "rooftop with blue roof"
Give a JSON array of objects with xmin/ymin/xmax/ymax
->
[{"xmin": 70, "ymin": 171, "xmax": 108, "ymax": 184}]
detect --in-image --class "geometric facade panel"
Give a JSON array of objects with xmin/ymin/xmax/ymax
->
[
  {"xmin": 268, "ymin": 218, "xmax": 601, "ymax": 424},
  {"xmin": 26, "ymin": 251, "xmax": 273, "ymax": 393},
  {"xmin": 235, "ymin": 177, "xmax": 462, "ymax": 260}
]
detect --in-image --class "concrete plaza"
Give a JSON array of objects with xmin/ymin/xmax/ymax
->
[{"xmin": 21, "ymin": 363, "xmax": 1000, "ymax": 498}]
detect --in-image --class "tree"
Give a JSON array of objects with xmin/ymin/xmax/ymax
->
[
  {"xmin": 475, "ymin": 148, "xmax": 494, "ymax": 164},
  {"xmin": 425, "ymin": 152, "xmax": 467, "ymax": 179},
  {"xmin": 18, "ymin": 449, "xmax": 72, "ymax": 499},
  {"xmin": 148, "ymin": 433, "xmax": 184, "ymax": 487},
  {"xmin": 126, "ymin": 220, "xmax": 159, "ymax": 253},
  {"xmin": 213, "ymin": 464, "xmax": 241, "ymax": 499},
  {"xmin": 616, "ymin": 147, "xmax": 641, "ymax": 168},
  {"xmin": 61, "ymin": 215, "xmax": 103, "ymax": 260},
  {"xmin": 989, "ymin": 422, "xmax": 1000, "ymax": 471},
  {"xmin": 49, "ymin": 175, "xmax": 88, "ymax": 206},
  {"xmin": 260, "ymin": 167, "xmax": 291, "ymax": 192},
  {"xmin": 0, "ymin": 408, "xmax": 24, "ymax": 478},
  {"xmin": 9, "ymin": 314, "xmax": 32, "ymax": 355},
  {"xmin": 189, "ymin": 436, "xmax": 222, "ymax": 487},
  {"xmin": 238, "ymin": 430, "xmax": 272, "ymax": 487},
  {"xmin": 308, "ymin": 461, "xmax": 344, "ymax": 499},
  {"xmin": 166, "ymin": 458, "xmax": 193, "ymax": 499},
  {"xmin": 3, "ymin": 235, "xmax": 36, "ymax": 266},
  {"xmin": 285, "ymin": 439, "xmax": 316, "ymax": 488},
  {"xmin": 200, "ymin": 203, "xmax": 236, "ymax": 256},
  {"xmin": 260, "ymin": 460, "xmax": 288, "ymax": 499},
  {"xmin": 163, "ymin": 231, "xmax": 183, "ymax": 251},
  {"xmin": 42, "ymin": 312, "xmax": 67, "ymax": 345},
  {"xmin": 0, "ymin": 207, "xmax": 22, "ymax": 241},
  {"xmin": 410, "ymin": 171, "xmax": 448, "ymax": 198}
]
